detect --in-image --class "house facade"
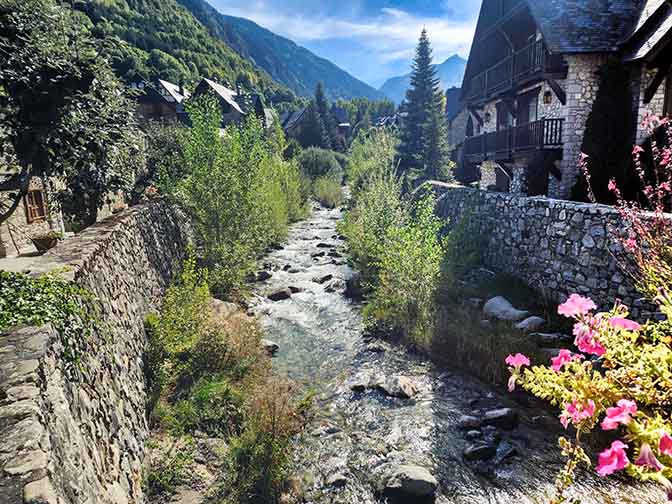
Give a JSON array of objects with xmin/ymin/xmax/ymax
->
[
  {"xmin": 457, "ymin": 0, "xmax": 672, "ymax": 198},
  {"xmin": 134, "ymin": 79, "xmax": 190, "ymax": 123}
]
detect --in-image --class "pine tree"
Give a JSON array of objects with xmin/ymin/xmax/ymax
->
[
  {"xmin": 315, "ymin": 82, "xmax": 334, "ymax": 149},
  {"xmin": 398, "ymin": 29, "xmax": 450, "ymax": 182},
  {"xmin": 298, "ymin": 102, "xmax": 331, "ymax": 150}
]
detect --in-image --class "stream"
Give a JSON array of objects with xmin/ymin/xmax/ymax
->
[{"xmin": 250, "ymin": 204, "xmax": 664, "ymax": 504}]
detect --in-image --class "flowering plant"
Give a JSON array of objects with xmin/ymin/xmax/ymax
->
[{"xmin": 507, "ymin": 293, "xmax": 672, "ymax": 502}]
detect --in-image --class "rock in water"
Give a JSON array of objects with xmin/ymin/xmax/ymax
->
[
  {"xmin": 313, "ymin": 274, "xmax": 334, "ymax": 284},
  {"xmin": 515, "ymin": 316, "xmax": 546, "ymax": 332},
  {"xmin": 529, "ymin": 332, "xmax": 572, "ymax": 348},
  {"xmin": 482, "ymin": 408, "xmax": 519, "ymax": 430},
  {"xmin": 267, "ymin": 288, "xmax": 292, "ymax": 301},
  {"xmin": 256, "ymin": 270, "xmax": 273, "ymax": 281},
  {"xmin": 261, "ymin": 339, "xmax": 279, "ymax": 356},
  {"xmin": 384, "ymin": 465, "xmax": 438, "ymax": 499},
  {"xmin": 483, "ymin": 296, "xmax": 529, "ymax": 322},
  {"xmin": 345, "ymin": 273, "xmax": 363, "ymax": 300},
  {"xmin": 463, "ymin": 443, "xmax": 497, "ymax": 461},
  {"xmin": 378, "ymin": 376, "xmax": 418, "ymax": 399}
]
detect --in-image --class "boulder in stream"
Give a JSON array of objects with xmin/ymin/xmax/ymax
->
[
  {"xmin": 261, "ymin": 339, "xmax": 279, "ymax": 356},
  {"xmin": 383, "ymin": 465, "xmax": 438, "ymax": 499},
  {"xmin": 267, "ymin": 288, "xmax": 292, "ymax": 302},
  {"xmin": 482, "ymin": 408, "xmax": 519, "ymax": 430},
  {"xmin": 313, "ymin": 274, "xmax": 334, "ymax": 285},
  {"xmin": 256, "ymin": 270, "xmax": 273, "ymax": 281},
  {"xmin": 377, "ymin": 376, "xmax": 418, "ymax": 399},
  {"xmin": 483, "ymin": 297, "xmax": 529, "ymax": 322},
  {"xmin": 515, "ymin": 316, "xmax": 546, "ymax": 332},
  {"xmin": 463, "ymin": 443, "xmax": 497, "ymax": 461}
]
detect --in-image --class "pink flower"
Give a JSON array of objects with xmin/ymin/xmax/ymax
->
[
  {"xmin": 505, "ymin": 353, "xmax": 530, "ymax": 368},
  {"xmin": 596, "ymin": 440, "xmax": 630, "ymax": 476},
  {"xmin": 608, "ymin": 179, "xmax": 617, "ymax": 192},
  {"xmin": 551, "ymin": 349, "xmax": 583, "ymax": 372},
  {"xmin": 601, "ymin": 399, "xmax": 638, "ymax": 430},
  {"xmin": 560, "ymin": 399, "xmax": 596, "ymax": 429},
  {"xmin": 609, "ymin": 317, "xmax": 642, "ymax": 331},
  {"xmin": 633, "ymin": 145, "xmax": 645, "ymax": 155},
  {"xmin": 635, "ymin": 443, "xmax": 664, "ymax": 472},
  {"xmin": 573, "ymin": 322, "xmax": 606, "ymax": 356},
  {"xmin": 660, "ymin": 433, "xmax": 672, "ymax": 456},
  {"xmin": 558, "ymin": 294, "xmax": 597, "ymax": 318},
  {"xmin": 625, "ymin": 237, "xmax": 638, "ymax": 252}
]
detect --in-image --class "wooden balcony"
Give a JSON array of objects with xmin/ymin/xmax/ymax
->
[
  {"xmin": 463, "ymin": 118, "xmax": 564, "ymax": 162},
  {"xmin": 467, "ymin": 40, "xmax": 558, "ymax": 101}
]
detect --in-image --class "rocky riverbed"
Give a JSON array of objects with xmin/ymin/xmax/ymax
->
[{"xmin": 250, "ymin": 204, "xmax": 664, "ymax": 504}]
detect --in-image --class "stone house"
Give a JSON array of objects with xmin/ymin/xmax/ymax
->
[
  {"xmin": 133, "ymin": 78, "xmax": 190, "ymax": 123},
  {"xmin": 457, "ymin": 0, "xmax": 672, "ymax": 198}
]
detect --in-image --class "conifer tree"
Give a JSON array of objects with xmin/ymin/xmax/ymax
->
[
  {"xmin": 314, "ymin": 82, "xmax": 334, "ymax": 149},
  {"xmin": 398, "ymin": 29, "xmax": 450, "ymax": 182},
  {"xmin": 298, "ymin": 102, "xmax": 331, "ymax": 150}
]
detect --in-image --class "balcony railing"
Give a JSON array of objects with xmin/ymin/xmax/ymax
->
[
  {"xmin": 468, "ymin": 40, "xmax": 549, "ymax": 101},
  {"xmin": 464, "ymin": 118, "xmax": 564, "ymax": 160}
]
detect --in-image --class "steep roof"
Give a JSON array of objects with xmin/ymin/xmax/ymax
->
[
  {"xmin": 621, "ymin": 0, "xmax": 672, "ymax": 61},
  {"xmin": 158, "ymin": 79, "xmax": 190, "ymax": 103},
  {"xmin": 282, "ymin": 108, "xmax": 306, "ymax": 131},
  {"xmin": 200, "ymin": 78, "xmax": 244, "ymax": 114},
  {"xmin": 528, "ymin": 0, "xmax": 641, "ymax": 54}
]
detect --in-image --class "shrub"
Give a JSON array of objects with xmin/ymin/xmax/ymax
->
[
  {"xmin": 297, "ymin": 147, "xmax": 343, "ymax": 182},
  {"xmin": 312, "ymin": 176, "xmax": 344, "ymax": 209},
  {"xmin": 346, "ymin": 128, "xmax": 397, "ymax": 197}
]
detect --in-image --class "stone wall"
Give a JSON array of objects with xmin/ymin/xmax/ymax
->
[
  {"xmin": 431, "ymin": 183, "xmax": 657, "ymax": 319},
  {"xmin": 635, "ymin": 66, "xmax": 668, "ymax": 144},
  {"xmin": 0, "ymin": 202, "xmax": 190, "ymax": 504}
]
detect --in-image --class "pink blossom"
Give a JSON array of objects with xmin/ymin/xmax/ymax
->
[
  {"xmin": 608, "ymin": 179, "xmax": 617, "ymax": 192},
  {"xmin": 625, "ymin": 237, "xmax": 638, "ymax": 252},
  {"xmin": 633, "ymin": 145, "xmax": 645, "ymax": 155},
  {"xmin": 551, "ymin": 349, "xmax": 583, "ymax": 372},
  {"xmin": 558, "ymin": 294, "xmax": 597, "ymax": 318},
  {"xmin": 601, "ymin": 399, "xmax": 638, "ymax": 430},
  {"xmin": 609, "ymin": 317, "xmax": 642, "ymax": 331},
  {"xmin": 560, "ymin": 399, "xmax": 596, "ymax": 429},
  {"xmin": 660, "ymin": 433, "xmax": 672, "ymax": 457},
  {"xmin": 635, "ymin": 443, "xmax": 664, "ymax": 472},
  {"xmin": 596, "ymin": 440, "xmax": 630, "ymax": 477},
  {"xmin": 573, "ymin": 322, "xmax": 607, "ymax": 356},
  {"xmin": 505, "ymin": 353, "xmax": 530, "ymax": 368},
  {"xmin": 661, "ymin": 182, "xmax": 672, "ymax": 193}
]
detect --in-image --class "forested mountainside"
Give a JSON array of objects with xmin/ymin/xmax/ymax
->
[
  {"xmin": 380, "ymin": 54, "xmax": 467, "ymax": 104},
  {"xmin": 175, "ymin": 0, "xmax": 386, "ymax": 101},
  {"xmin": 64, "ymin": 0, "xmax": 295, "ymax": 104}
]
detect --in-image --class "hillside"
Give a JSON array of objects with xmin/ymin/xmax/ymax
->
[
  {"xmin": 175, "ymin": 0, "xmax": 385, "ymax": 101},
  {"xmin": 66, "ymin": 0, "xmax": 295, "ymax": 104},
  {"xmin": 379, "ymin": 55, "xmax": 467, "ymax": 105}
]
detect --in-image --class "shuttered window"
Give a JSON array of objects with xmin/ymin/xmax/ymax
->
[{"xmin": 24, "ymin": 190, "xmax": 47, "ymax": 224}]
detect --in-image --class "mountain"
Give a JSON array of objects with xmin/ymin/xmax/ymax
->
[
  {"xmin": 175, "ymin": 0, "xmax": 386, "ymax": 102},
  {"xmin": 379, "ymin": 55, "xmax": 467, "ymax": 105},
  {"xmin": 68, "ymin": 0, "xmax": 294, "ymax": 105}
]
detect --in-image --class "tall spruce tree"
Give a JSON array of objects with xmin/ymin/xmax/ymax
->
[
  {"xmin": 298, "ymin": 102, "xmax": 331, "ymax": 150},
  {"xmin": 398, "ymin": 29, "xmax": 450, "ymax": 182},
  {"xmin": 314, "ymin": 82, "xmax": 334, "ymax": 149}
]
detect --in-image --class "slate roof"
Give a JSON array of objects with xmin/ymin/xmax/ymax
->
[
  {"xmin": 621, "ymin": 0, "xmax": 672, "ymax": 61},
  {"xmin": 158, "ymin": 79, "xmax": 190, "ymax": 104},
  {"xmin": 527, "ymin": 0, "xmax": 642, "ymax": 54},
  {"xmin": 282, "ymin": 108, "xmax": 307, "ymax": 131},
  {"xmin": 200, "ymin": 78, "xmax": 245, "ymax": 115}
]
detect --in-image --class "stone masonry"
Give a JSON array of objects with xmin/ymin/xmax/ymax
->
[
  {"xmin": 0, "ymin": 202, "xmax": 190, "ymax": 504},
  {"xmin": 431, "ymin": 183, "xmax": 658, "ymax": 319}
]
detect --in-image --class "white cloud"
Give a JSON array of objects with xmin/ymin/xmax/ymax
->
[{"xmin": 211, "ymin": 1, "xmax": 478, "ymax": 83}]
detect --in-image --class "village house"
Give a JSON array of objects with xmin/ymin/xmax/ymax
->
[
  {"xmin": 133, "ymin": 78, "xmax": 190, "ymax": 123},
  {"xmin": 455, "ymin": 0, "xmax": 672, "ymax": 197}
]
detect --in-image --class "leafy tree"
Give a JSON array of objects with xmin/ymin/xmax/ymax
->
[
  {"xmin": 0, "ymin": 0, "xmax": 144, "ymax": 226},
  {"xmin": 398, "ymin": 29, "xmax": 450, "ymax": 183}
]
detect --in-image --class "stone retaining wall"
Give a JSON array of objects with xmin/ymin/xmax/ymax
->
[
  {"xmin": 0, "ymin": 202, "xmax": 190, "ymax": 504},
  {"xmin": 431, "ymin": 183, "xmax": 658, "ymax": 319}
]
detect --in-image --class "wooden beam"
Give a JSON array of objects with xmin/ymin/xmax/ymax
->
[
  {"xmin": 469, "ymin": 108, "xmax": 484, "ymax": 126},
  {"xmin": 644, "ymin": 63, "xmax": 671, "ymax": 104},
  {"xmin": 544, "ymin": 76, "xmax": 567, "ymax": 105}
]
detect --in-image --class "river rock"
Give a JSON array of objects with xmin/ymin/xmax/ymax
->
[
  {"xmin": 365, "ymin": 342, "xmax": 387, "ymax": 353},
  {"xmin": 312, "ymin": 251, "xmax": 326, "ymax": 258},
  {"xmin": 345, "ymin": 273, "xmax": 364, "ymax": 300},
  {"xmin": 267, "ymin": 288, "xmax": 292, "ymax": 302},
  {"xmin": 288, "ymin": 286, "xmax": 303, "ymax": 294},
  {"xmin": 483, "ymin": 297, "xmax": 529, "ymax": 322},
  {"xmin": 288, "ymin": 268, "xmax": 302, "ymax": 274},
  {"xmin": 383, "ymin": 465, "xmax": 438, "ymax": 499},
  {"xmin": 313, "ymin": 274, "xmax": 334, "ymax": 284},
  {"xmin": 458, "ymin": 415, "xmax": 482, "ymax": 429},
  {"xmin": 529, "ymin": 332, "xmax": 572, "ymax": 348},
  {"xmin": 256, "ymin": 270, "xmax": 273, "ymax": 281},
  {"xmin": 261, "ymin": 339, "xmax": 279, "ymax": 356},
  {"xmin": 494, "ymin": 440, "xmax": 517, "ymax": 465},
  {"xmin": 515, "ymin": 316, "xmax": 546, "ymax": 332},
  {"xmin": 378, "ymin": 376, "xmax": 418, "ymax": 399},
  {"xmin": 211, "ymin": 299, "xmax": 239, "ymax": 320},
  {"xmin": 328, "ymin": 251, "xmax": 342, "ymax": 258},
  {"xmin": 466, "ymin": 430, "xmax": 482, "ymax": 440},
  {"xmin": 482, "ymin": 408, "xmax": 518, "ymax": 430},
  {"xmin": 463, "ymin": 443, "xmax": 497, "ymax": 461},
  {"xmin": 316, "ymin": 243, "xmax": 333, "ymax": 249}
]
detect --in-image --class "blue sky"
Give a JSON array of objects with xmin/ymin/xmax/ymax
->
[{"xmin": 209, "ymin": 0, "xmax": 481, "ymax": 88}]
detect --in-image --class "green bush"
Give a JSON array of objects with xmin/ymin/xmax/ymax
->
[
  {"xmin": 312, "ymin": 176, "xmax": 344, "ymax": 209},
  {"xmin": 297, "ymin": 147, "xmax": 343, "ymax": 182},
  {"xmin": 346, "ymin": 129, "xmax": 397, "ymax": 197}
]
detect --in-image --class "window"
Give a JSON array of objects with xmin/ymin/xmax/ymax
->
[{"xmin": 24, "ymin": 190, "xmax": 47, "ymax": 224}]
